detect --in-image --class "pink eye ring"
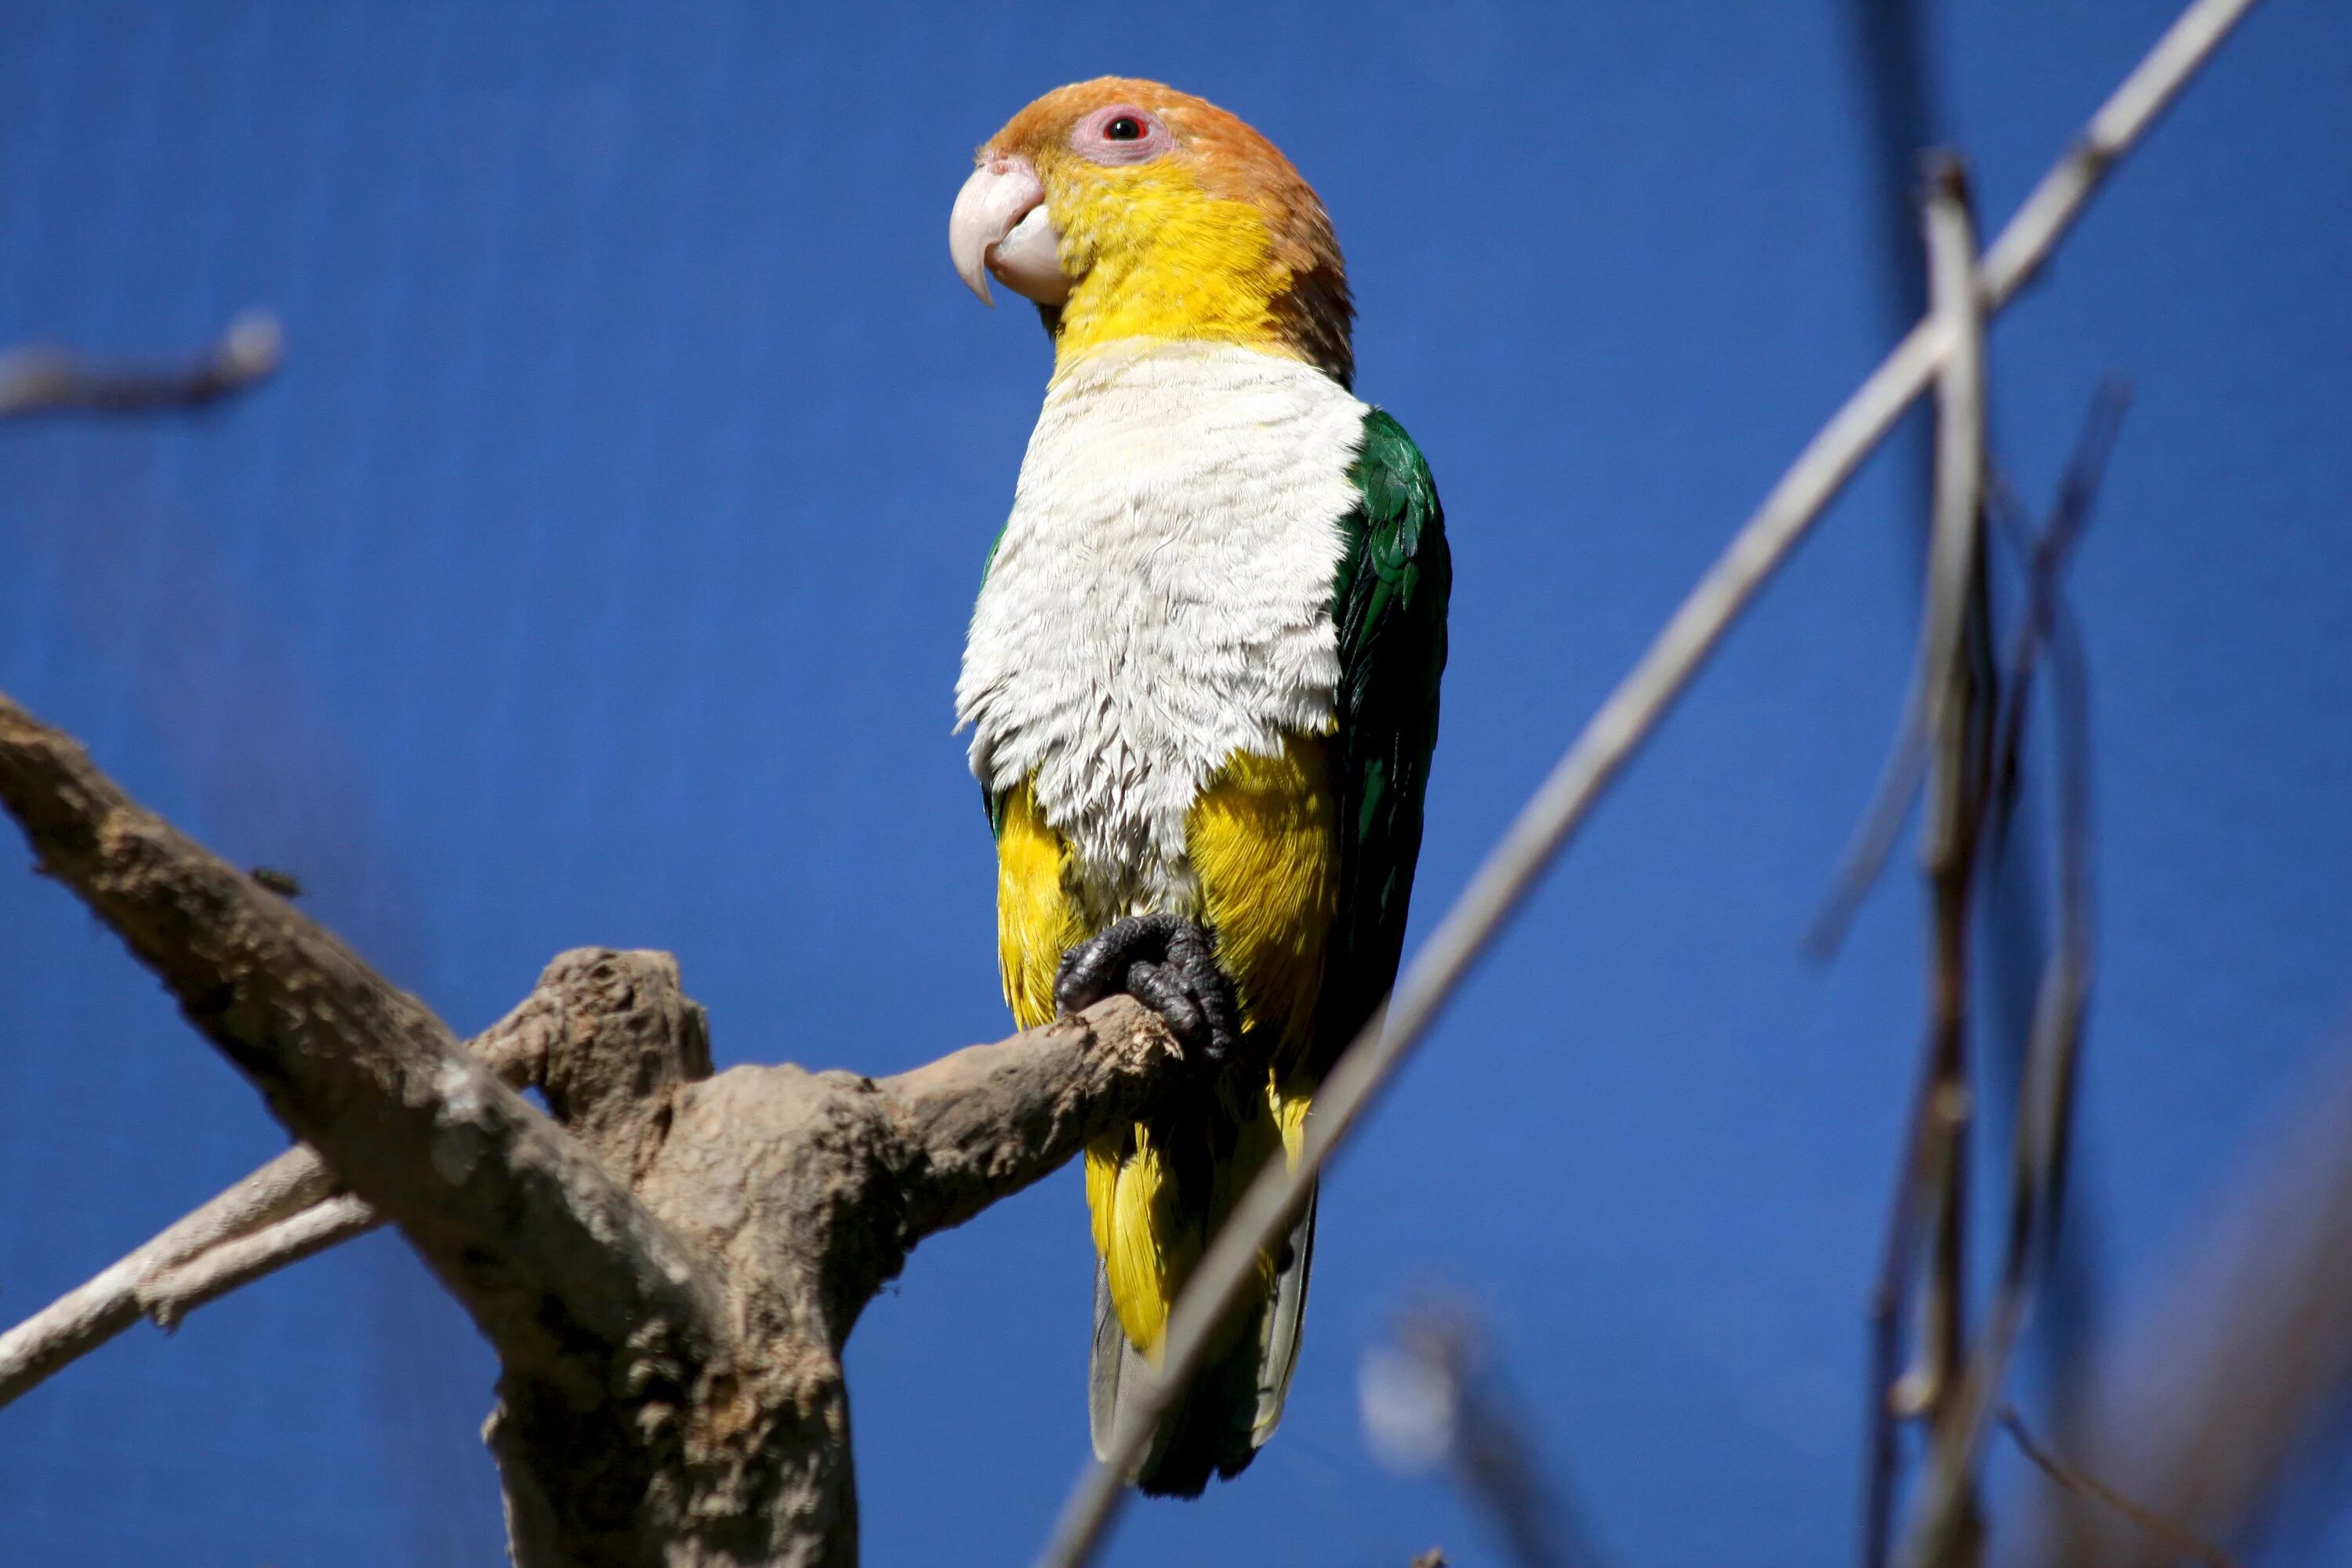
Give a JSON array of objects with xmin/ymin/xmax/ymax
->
[{"xmin": 1072, "ymin": 104, "xmax": 1172, "ymax": 165}]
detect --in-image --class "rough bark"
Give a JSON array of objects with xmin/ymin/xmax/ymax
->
[{"xmin": 0, "ymin": 689, "xmax": 1179, "ymax": 1567}]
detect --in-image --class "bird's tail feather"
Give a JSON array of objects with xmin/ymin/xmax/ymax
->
[{"xmin": 1087, "ymin": 1182, "xmax": 1319, "ymax": 1498}]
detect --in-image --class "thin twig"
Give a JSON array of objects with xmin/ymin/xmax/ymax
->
[
  {"xmin": 1034, "ymin": 4, "xmax": 2260, "ymax": 1563},
  {"xmin": 1806, "ymin": 707, "xmax": 1932, "ymax": 958},
  {"xmin": 138, "ymin": 1194, "xmax": 379, "ymax": 1328},
  {"xmin": 0, "ymin": 1145, "xmax": 332, "ymax": 1404},
  {"xmin": 0, "ymin": 310, "xmax": 281, "ymax": 419},
  {"xmin": 2004, "ymin": 1412, "xmax": 2246, "ymax": 1568},
  {"xmin": 1973, "ymin": 0, "xmax": 2260, "ymax": 313},
  {"xmin": 1918, "ymin": 270, "xmax": 1985, "ymax": 1363},
  {"xmin": 2015, "ymin": 1032, "xmax": 2352, "ymax": 1568},
  {"xmin": 0, "ymin": 986, "xmax": 557, "ymax": 1409},
  {"xmin": 1878, "ymin": 154, "xmax": 1992, "ymax": 1568},
  {"xmin": 1984, "ymin": 384, "xmax": 2130, "ymax": 849},
  {"xmin": 1889, "ymin": 405, "xmax": 2114, "ymax": 1568},
  {"xmin": 1806, "ymin": 0, "xmax": 1961, "ymax": 963}
]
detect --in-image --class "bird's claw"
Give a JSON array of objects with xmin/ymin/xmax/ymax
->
[{"xmin": 1055, "ymin": 913, "xmax": 1240, "ymax": 1063}]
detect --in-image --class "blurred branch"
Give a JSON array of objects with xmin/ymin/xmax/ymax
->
[
  {"xmin": 1810, "ymin": 330, "xmax": 2122, "ymax": 959},
  {"xmin": 1869, "ymin": 155, "xmax": 1992, "ymax": 1568},
  {"xmin": 2002, "ymin": 1411, "xmax": 2245, "ymax": 1568},
  {"xmin": 1843, "ymin": 0, "xmax": 1941, "ymax": 605},
  {"xmin": 0, "ymin": 310, "xmax": 281, "ymax": 419},
  {"xmin": 1806, "ymin": 696, "xmax": 1931, "ymax": 956},
  {"xmin": 1362, "ymin": 1305, "xmax": 1607, "ymax": 1568},
  {"xmin": 2014, "ymin": 1037, "xmax": 2352, "ymax": 1568},
  {"xmin": 1035, "ymin": 6, "xmax": 2258, "ymax": 1563},
  {"xmin": 1873, "ymin": 234, "xmax": 2126, "ymax": 1568}
]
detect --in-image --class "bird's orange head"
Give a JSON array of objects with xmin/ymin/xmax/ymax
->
[{"xmin": 949, "ymin": 78, "xmax": 1353, "ymax": 386}]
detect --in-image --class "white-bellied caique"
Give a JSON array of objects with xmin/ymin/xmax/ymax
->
[{"xmin": 949, "ymin": 78, "xmax": 1450, "ymax": 1497}]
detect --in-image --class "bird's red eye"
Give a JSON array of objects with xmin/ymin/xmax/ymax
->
[{"xmin": 1073, "ymin": 105, "xmax": 1171, "ymax": 165}]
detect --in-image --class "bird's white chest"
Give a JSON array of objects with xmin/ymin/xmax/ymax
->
[{"xmin": 956, "ymin": 343, "xmax": 1368, "ymax": 915}]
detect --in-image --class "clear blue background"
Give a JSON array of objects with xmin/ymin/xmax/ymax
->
[{"xmin": 2, "ymin": 2, "xmax": 2346, "ymax": 1563}]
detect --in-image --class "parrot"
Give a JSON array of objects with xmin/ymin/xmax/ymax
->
[{"xmin": 949, "ymin": 77, "xmax": 1450, "ymax": 1497}]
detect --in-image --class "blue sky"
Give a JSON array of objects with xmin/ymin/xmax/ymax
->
[{"xmin": 1, "ymin": 2, "xmax": 2347, "ymax": 1564}]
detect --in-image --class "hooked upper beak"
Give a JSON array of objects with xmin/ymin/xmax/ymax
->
[{"xmin": 949, "ymin": 154, "xmax": 1069, "ymax": 308}]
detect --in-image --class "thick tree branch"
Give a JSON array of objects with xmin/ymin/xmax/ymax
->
[
  {"xmin": 877, "ymin": 1000, "xmax": 1185, "ymax": 1243},
  {"xmin": 0, "ymin": 683, "xmax": 1181, "ymax": 1565}
]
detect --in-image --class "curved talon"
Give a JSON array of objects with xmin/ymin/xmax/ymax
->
[
  {"xmin": 1124, "ymin": 960, "xmax": 1207, "ymax": 1044},
  {"xmin": 1055, "ymin": 913, "xmax": 1240, "ymax": 1063}
]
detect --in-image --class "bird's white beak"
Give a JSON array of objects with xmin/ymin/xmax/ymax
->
[{"xmin": 949, "ymin": 155, "xmax": 1069, "ymax": 309}]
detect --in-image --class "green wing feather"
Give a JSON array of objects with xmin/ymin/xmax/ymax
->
[
  {"xmin": 1223, "ymin": 408, "xmax": 1450, "ymax": 1479},
  {"xmin": 1316, "ymin": 408, "xmax": 1452, "ymax": 1074}
]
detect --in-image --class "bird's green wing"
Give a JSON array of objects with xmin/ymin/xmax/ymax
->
[
  {"xmin": 1314, "ymin": 408, "xmax": 1452, "ymax": 1076},
  {"xmin": 1240, "ymin": 408, "xmax": 1448, "ymax": 1471}
]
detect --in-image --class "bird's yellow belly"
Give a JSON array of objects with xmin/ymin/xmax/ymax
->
[{"xmin": 995, "ymin": 731, "xmax": 1336, "ymax": 1352}]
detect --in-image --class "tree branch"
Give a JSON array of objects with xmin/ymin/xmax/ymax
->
[
  {"xmin": 0, "ymin": 1142, "xmax": 331, "ymax": 1403},
  {"xmin": 877, "ymin": 1000, "xmax": 1185, "ymax": 1244},
  {"xmin": 2013, "ymin": 1040, "xmax": 2352, "ymax": 1568},
  {"xmin": 0, "ymin": 681, "xmax": 1185, "ymax": 1564},
  {"xmin": 0, "ymin": 311, "xmax": 281, "ymax": 419},
  {"xmin": 1885, "ymin": 151, "xmax": 1991, "ymax": 1568},
  {"xmin": 139, "ymin": 1193, "xmax": 379, "ymax": 1327},
  {"xmin": 2003, "ymin": 1411, "xmax": 2245, "ymax": 1568}
]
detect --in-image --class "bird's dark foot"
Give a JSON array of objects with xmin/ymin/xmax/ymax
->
[{"xmin": 1055, "ymin": 913, "xmax": 1240, "ymax": 1064}]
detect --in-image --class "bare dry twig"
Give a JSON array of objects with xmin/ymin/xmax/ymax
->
[
  {"xmin": 2013, "ymin": 1037, "xmax": 2352, "ymax": 1568},
  {"xmin": 0, "ymin": 310, "xmax": 281, "ymax": 419},
  {"xmin": 1363, "ymin": 1305, "xmax": 1607, "ymax": 1568},
  {"xmin": 2003, "ymin": 1410, "xmax": 2246, "ymax": 1568},
  {"xmin": 1878, "ymin": 154, "xmax": 1993, "ymax": 1568},
  {"xmin": 0, "ymin": 1143, "xmax": 330, "ymax": 1402},
  {"xmin": 0, "ymin": 987, "xmax": 559, "ymax": 1406},
  {"xmin": 138, "ymin": 1193, "xmax": 379, "ymax": 1327},
  {"xmin": 1873, "ymin": 212, "xmax": 2134, "ymax": 1568},
  {"xmin": 1036, "ymin": 2, "xmax": 2262, "ymax": 1562}
]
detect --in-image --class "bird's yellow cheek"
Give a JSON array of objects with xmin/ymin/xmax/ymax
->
[{"xmin": 1044, "ymin": 168, "xmax": 1298, "ymax": 371}]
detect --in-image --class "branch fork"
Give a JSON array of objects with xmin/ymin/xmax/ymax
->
[{"xmin": 0, "ymin": 690, "xmax": 1178, "ymax": 1567}]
